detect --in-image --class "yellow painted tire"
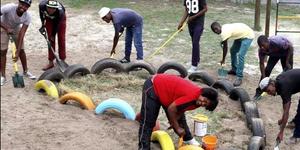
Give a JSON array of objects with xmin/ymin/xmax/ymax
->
[
  {"xmin": 35, "ymin": 80, "xmax": 59, "ymax": 98},
  {"xmin": 151, "ymin": 130, "xmax": 175, "ymax": 150},
  {"xmin": 59, "ymin": 92, "xmax": 95, "ymax": 110}
]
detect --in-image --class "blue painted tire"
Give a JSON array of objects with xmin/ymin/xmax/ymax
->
[{"xmin": 95, "ymin": 98, "xmax": 136, "ymax": 120}]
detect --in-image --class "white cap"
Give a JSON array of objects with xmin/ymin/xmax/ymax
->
[
  {"xmin": 98, "ymin": 7, "xmax": 110, "ymax": 18},
  {"xmin": 259, "ymin": 77, "xmax": 270, "ymax": 90}
]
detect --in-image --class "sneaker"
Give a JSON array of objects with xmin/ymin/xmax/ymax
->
[
  {"xmin": 23, "ymin": 71, "xmax": 36, "ymax": 80},
  {"xmin": 188, "ymin": 66, "xmax": 198, "ymax": 73},
  {"xmin": 233, "ymin": 78, "xmax": 242, "ymax": 86},
  {"xmin": 1, "ymin": 76, "xmax": 7, "ymax": 86},
  {"xmin": 120, "ymin": 57, "xmax": 130, "ymax": 63},
  {"xmin": 228, "ymin": 69, "xmax": 236, "ymax": 75},
  {"xmin": 285, "ymin": 136, "xmax": 300, "ymax": 144},
  {"xmin": 184, "ymin": 138, "xmax": 200, "ymax": 146}
]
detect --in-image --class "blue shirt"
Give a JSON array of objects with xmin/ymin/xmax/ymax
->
[{"xmin": 111, "ymin": 8, "xmax": 143, "ymax": 32}]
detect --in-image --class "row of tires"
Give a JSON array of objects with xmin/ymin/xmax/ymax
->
[
  {"xmin": 38, "ymin": 58, "xmax": 190, "ymax": 83},
  {"xmin": 188, "ymin": 72, "xmax": 266, "ymax": 150}
]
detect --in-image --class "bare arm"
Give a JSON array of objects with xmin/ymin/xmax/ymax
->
[
  {"xmin": 285, "ymin": 46, "xmax": 293, "ymax": 67},
  {"xmin": 15, "ymin": 25, "xmax": 29, "ymax": 60},
  {"xmin": 188, "ymin": 5, "xmax": 207, "ymax": 22},
  {"xmin": 277, "ymin": 101, "xmax": 291, "ymax": 141},
  {"xmin": 167, "ymin": 102, "xmax": 185, "ymax": 136},
  {"xmin": 110, "ymin": 31, "xmax": 120, "ymax": 55},
  {"xmin": 177, "ymin": 7, "xmax": 188, "ymax": 30},
  {"xmin": 259, "ymin": 53, "xmax": 266, "ymax": 79},
  {"xmin": 220, "ymin": 40, "xmax": 228, "ymax": 64}
]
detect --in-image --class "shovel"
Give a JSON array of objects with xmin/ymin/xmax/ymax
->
[
  {"xmin": 217, "ymin": 64, "xmax": 228, "ymax": 79},
  {"xmin": 274, "ymin": 139, "xmax": 280, "ymax": 150},
  {"xmin": 39, "ymin": 27, "xmax": 68, "ymax": 72},
  {"xmin": 10, "ymin": 37, "xmax": 25, "ymax": 88}
]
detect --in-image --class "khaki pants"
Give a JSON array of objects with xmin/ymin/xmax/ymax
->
[{"xmin": 0, "ymin": 27, "xmax": 24, "ymax": 51}]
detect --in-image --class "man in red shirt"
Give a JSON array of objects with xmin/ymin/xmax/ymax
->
[{"xmin": 138, "ymin": 74, "xmax": 219, "ymax": 150}]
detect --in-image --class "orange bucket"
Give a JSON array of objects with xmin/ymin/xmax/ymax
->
[{"xmin": 201, "ymin": 135, "xmax": 217, "ymax": 150}]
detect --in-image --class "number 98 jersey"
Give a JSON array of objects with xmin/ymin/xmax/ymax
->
[{"xmin": 184, "ymin": 0, "xmax": 206, "ymax": 17}]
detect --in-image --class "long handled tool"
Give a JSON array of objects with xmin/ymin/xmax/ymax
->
[
  {"xmin": 39, "ymin": 27, "xmax": 68, "ymax": 72},
  {"xmin": 274, "ymin": 139, "xmax": 280, "ymax": 150},
  {"xmin": 217, "ymin": 64, "xmax": 228, "ymax": 79},
  {"xmin": 10, "ymin": 37, "xmax": 25, "ymax": 88}
]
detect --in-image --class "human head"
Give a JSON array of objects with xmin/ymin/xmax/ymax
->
[
  {"xmin": 257, "ymin": 35, "xmax": 270, "ymax": 51},
  {"xmin": 98, "ymin": 7, "xmax": 112, "ymax": 23},
  {"xmin": 46, "ymin": 0, "xmax": 59, "ymax": 15},
  {"xmin": 17, "ymin": 0, "xmax": 31, "ymax": 14},
  {"xmin": 197, "ymin": 88, "xmax": 219, "ymax": 111},
  {"xmin": 211, "ymin": 22, "xmax": 221, "ymax": 34},
  {"xmin": 259, "ymin": 77, "xmax": 276, "ymax": 96}
]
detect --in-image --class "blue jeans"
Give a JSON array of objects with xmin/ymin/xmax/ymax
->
[
  {"xmin": 294, "ymin": 99, "xmax": 300, "ymax": 137},
  {"xmin": 230, "ymin": 38, "xmax": 253, "ymax": 78},
  {"xmin": 125, "ymin": 22, "xmax": 143, "ymax": 60}
]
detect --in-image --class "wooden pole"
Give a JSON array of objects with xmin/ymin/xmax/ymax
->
[
  {"xmin": 254, "ymin": 0, "xmax": 261, "ymax": 31},
  {"xmin": 265, "ymin": 0, "xmax": 271, "ymax": 37}
]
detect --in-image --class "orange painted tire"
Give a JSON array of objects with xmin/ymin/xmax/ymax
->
[{"xmin": 59, "ymin": 92, "xmax": 95, "ymax": 110}]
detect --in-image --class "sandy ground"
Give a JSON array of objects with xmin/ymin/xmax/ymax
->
[{"xmin": 1, "ymin": 1, "xmax": 300, "ymax": 150}]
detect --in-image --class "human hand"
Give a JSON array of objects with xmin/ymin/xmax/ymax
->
[
  {"xmin": 177, "ymin": 23, "xmax": 183, "ymax": 31},
  {"xmin": 278, "ymin": 119, "xmax": 282, "ymax": 126},
  {"xmin": 6, "ymin": 28, "xmax": 15, "ymax": 34},
  {"xmin": 110, "ymin": 49, "xmax": 116, "ymax": 56},
  {"xmin": 284, "ymin": 63, "xmax": 291, "ymax": 71},
  {"xmin": 13, "ymin": 53, "xmax": 19, "ymax": 62},
  {"xmin": 187, "ymin": 16, "xmax": 194, "ymax": 23},
  {"xmin": 276, "ymin": 131, "xmax": 283, "ymax": 142},
  {"xmin": 39, "ymin": 26, "xmax": 46, "ymax": 35},
  {"xmin": 220, "ymin": 59, "xmax": 225, "ymax": 65}
]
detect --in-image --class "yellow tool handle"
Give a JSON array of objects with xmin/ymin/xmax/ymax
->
[
  {"xmin": 10, "ymin": 39, "xmax": 19, "ymax": 72},
  {"xmin": 147, "ymin": 22, "xmax": 187, "ymax": 59}
]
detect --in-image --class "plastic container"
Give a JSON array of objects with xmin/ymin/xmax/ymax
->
[
  {"xmin": 202, "ymin": 135, "xmax": 217, "ymax": 150},
  {"xmin": 192, "ymin": 114, "xmax": 208, "ymax": 137}
]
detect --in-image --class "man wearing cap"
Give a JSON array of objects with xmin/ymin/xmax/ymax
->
[
  {"xmin": 254, "ymin": 35, "xmax": 294, "ymax": 100},
  {"xmin": 98, "ymin": 7, "xmax": 144, "ymax": 63},
  {"xmin": 1, "ymin": 0, "xmax": 36, "ymax": 86},
  {"xmin": 138, "ymin": 74, "xmax": 219, "ymax": 149},
  {"xmin": 259, "ymin": 69, "xmax": 300, "ymax": 144},
  {"xmin": 39, "ymin": 0, "xmax": 67, "ymax": 70},
  {"xmin": 211, "ymin": 22, "xmax": 254, "ymax": 86}
]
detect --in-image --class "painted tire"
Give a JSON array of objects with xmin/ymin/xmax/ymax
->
[
  {"xmin": 212, "ymin": 79, "xmax": 234, "ymax": 95},
  {"xmin": 64, "ymin": 64, "xmax": 90, "ymax": 78},
  {"xmin": 59, "ymin": 92, "xmax": 95, "ymax": 110},
  {"xmin": 135, "ymin": 112, "xmax": 160, "ymax": 131},
  {"xmin": 251, "ymin": 118, "xmax": 266, "ymax": 143},
  {"xmin": 151, "ymin": 130, "xmax": 175, "ymax": 150},
  {"xmin": 125, "ymin": 61, "xmax": 156, "ymax": 75},
  {"xmin": 35, "ymin": 80, "xmax": 59, "ymax": 98},
  {"xmin": 38, "ymin": 67, "xmax": 65, "ymax": 83},
  {"xmin": 157, "ymin": 62, "xmax": 188, "ymax": 78},
  {"xmin": 91, "ymin": 58, "xmax": 126, "ymax": 74},
  {"xmin": 244, "ymin": 101, "xmax": 260, "ymax": 128},
  {"xmin": 247, "ymin": 136, "xmax": 265, "ymax": 150},
  {"xmin": 188, "ymin": 71, "xmax": 215, "ymax": 86},
  {"xmin": 95, "ymin": 98, "xmax": 136, "ymax": 120}
]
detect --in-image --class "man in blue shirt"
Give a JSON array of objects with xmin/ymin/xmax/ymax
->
[{"xmin": 99, "ymin": 7, "xmax": 144, "ymax": 63}]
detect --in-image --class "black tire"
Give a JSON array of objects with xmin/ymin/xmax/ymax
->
[
  {"xmin": 188, "ymin": 71, "xmax": 215, "ymax": 86},
  {"xmin": 244, "ymin": 101, "xmax": 260, "ymax": 128},
  {"xmin": 212, "ymin": 79, "xmax": 234, "ymax": 95},
  {"xmin": 247, "ymin": 136, "xmax": 265, "ymax": 150},
  {"xmin": 91, "ymin": 58, "xmax": 126, "ymax": 74},
  {"xmin": 229, "ymin": 87, "xmax": 251, "ymax": 111},
  {"xmin": 157, "ymin": 62, "xmax": 188, "ymax": 78},
  {"xmin": 125, "ymin": 61, "xmax": 156, "ymax": 75},
  {"xmin": 64, "ymin": 64, "xmax": 90, "ymax": 78},
  {"xmin": 38, "ymin": 67, "xmax": 65, "ymax": 83},
  {"xmin": 251, "ymin": 118, "xmax": 266, "ymax": 144}
]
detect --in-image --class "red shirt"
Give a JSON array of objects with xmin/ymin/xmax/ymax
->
[{"xmin": 153, "ymin": 74, "xmax": 202, "ymax": 112}]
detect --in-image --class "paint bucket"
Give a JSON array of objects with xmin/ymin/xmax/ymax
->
[
  {"xmin": 202, "ymin": 135, "xmax": 217, "ymax": 150},
  {"xmin": 192, "ymin": 114, "xmax": 208, "ymax": 137}
]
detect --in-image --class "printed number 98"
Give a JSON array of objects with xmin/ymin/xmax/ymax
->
[{"xmin": 186, "ymin": 0, "xmax": 199, "ymax": 13}]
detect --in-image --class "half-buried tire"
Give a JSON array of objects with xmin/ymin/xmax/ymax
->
[
  {"xmin": 229, "ymin": 87, "xmax": 251, "ymax": 111},
  {"xmin": 59, "ymin": 92, "xmax": 95, "ymax": 110},
  {"xmin": 247, "ymin": 136, "xmax": 265, "ymax": 150},
  {"xmin": 157, "ymin": 62, "xmax": 188, "ymax": 78},
  {"xmin": 244, "ymin": 101, "xmax": 260, "ymax": 128},
  {"xmin": 64, "ymin": 64, "xmax": 90, "ymax": 78},
  {"xmin": 125, "ymin": 61, "xmax": 156, "ymax": 75},
  {"xmin": 91, "ymin": 58, "xmax": 126, "ymax": 74},
  {"xmin": 212, "ymin": 79, "xmax": 234, "ymax": 95},
  {"xmin": 151, "ymin": 130, "xmax": 175, "ymax": 150},
  {"xmin": 251, "ymin": 118, "xmax": 266, "ymax": 143},
  {"xmin": 188, "ymin": 71, "xmax": 215, "ymax": 86},
  {"xmin": 95, "ymin": 98, "xmax": 136, "ymax": 120},
  {"xmin": 38, "ymin": 67, "xmax": 65, "ymax": 83},
  {"xmin": 34, "ymin": 80, "xmax": 59, "ymax": 98}
]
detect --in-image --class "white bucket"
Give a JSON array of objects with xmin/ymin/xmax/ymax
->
[{"xmin": 194, "ymin": 121, "xmax": 207, "ymax": 136}]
